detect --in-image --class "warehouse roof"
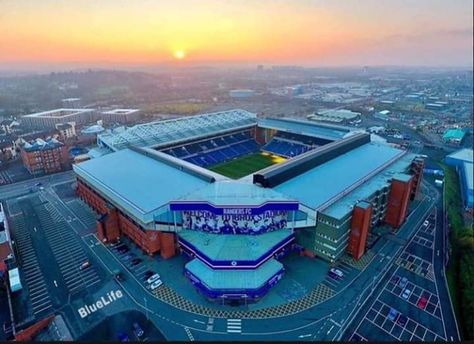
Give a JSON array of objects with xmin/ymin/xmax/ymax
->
[
  {"xmin": 73, "ymin": 148, "xmax": 211, "ymax": 223},
  {"xmin": 185, "ymin": 258, "xmax": 283, "ymax": 290},
  {"xmin": 443, "ymin": 128, "xmax": 465, "ymax": 141},
  {"xmin": 258, "ymin": 118, "xmax": 350, "ymax": 141},
  {"xmin": 274, "ymin": 143, "xmax": 405, "ymax": 211}
]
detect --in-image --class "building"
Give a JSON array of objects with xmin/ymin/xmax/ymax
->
[
  {"xmin": 55, "ymin": 122, "xmax": 77, "ymax": 141},
  {"xmin": 99, "ymin": 109, "xmax": 141, "ymax": 124},
  {"xmin": 0, "ymin": 203, "xmax": 13, "ymax": 274},
  {"xmin": 442, "ymin": 128, "xmax": 466, "ymax": 145},
  {"xmin": 229, "ymin": 89, "xmax": 255, "ymax": 98},
  {"xmin": 0, "ymin": 119, "xmax": 20, "ymax": 134},
  {"xmin": 20, "ymin": 138, "xmax": 69, "ymax": 175},
  {"xmin": 74, "ymin": 110, "xmax": 423, "ymax": 303},
  {"xmin": 308, "ymin": 109, "xmax": 361, "ymax": 124},
  {"xmin": 61, "ymin": 98, "xmax": 81, "ymax": 108},
  {"xmin": 445, "ymin": 148, "xmax": 473, "ymax": 209},
  {"xmin": 22, "ymin": 109, "xmax": 95, "ymax": 130}
]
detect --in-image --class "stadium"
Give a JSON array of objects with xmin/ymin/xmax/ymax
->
[{"xmin": 73, "ymin": 109, "xmax": 424, "ymax": 304}]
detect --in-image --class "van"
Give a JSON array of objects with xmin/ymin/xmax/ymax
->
[
  {"xmin": 147, "ymin": 273, "xmax": 161, "ymax": 284},
  {"xmin": 150, "ymin": 280, "xmax": 163, "ymax": 290}
]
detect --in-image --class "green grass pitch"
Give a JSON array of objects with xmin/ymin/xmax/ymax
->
[{"xmin": 209, "ymin": 152, "xmax": 283, "ymax": 179}]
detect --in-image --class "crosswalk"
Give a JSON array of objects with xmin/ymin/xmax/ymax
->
[{"xmin": 226, "ymin": 319, "xmax": 242, "ymax": 333}]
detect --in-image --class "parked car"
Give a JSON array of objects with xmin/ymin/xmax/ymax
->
[
  {"xmin": 144, "ymin": 270, "xmax": 155, "ymax": 281},
  {"xmin": 329, "ymin": 268, "xmax": 344, "ymax": 279},
  {"xmin": 388, "ymin": 308, "xmax": 399, "ymax": 321},
  {"xmin": 123, "ymin": 253, "xmax": 136, "ymax": 261},
  {"xmin": 131, "ymin": 258, "xmax": 142, "ymax": 266},
  {"xmin": 132, "ymin": 322, "xmax": 144, "ymax": 338},
  {"xmin": 417, "ymin": 296, "xmax": 428, "ymax": 309},
  {"xmin": 80, "ymin": 261, "xmax": 91, "ymax": 270},
  {"xmin": 147, "ymin": 274, "xmax": 161, "ymax": 284},
  {"xmin": 391, "ymin": 276, "xmax": 400, "ymax": 285},
  {"xmin": 399, "ymin": 277, "xmax": 408, "ymax": 288},
  {"xmin": 397, "ymin": 314, "xmax": 407, "ymax": 327},
  {"xmin": 150, "ymin": 280, "xmax": 163, "ymax": 290},
  {"xmin": 402, "ymin": 288, "xmax": 411, "ymax": 300},
  {"xmin": 423, "ymin": 220, "xmax": 429, "ymax": 227}
]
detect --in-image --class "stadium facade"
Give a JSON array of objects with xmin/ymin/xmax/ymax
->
[{"xmin": 73, "ymin": 109, "xmax": 424, "ymax": 303}]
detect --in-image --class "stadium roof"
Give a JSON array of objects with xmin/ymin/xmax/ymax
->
[
  {"xmin": 274, "ymin": 143, "xmax": 405, "ymax": 212},
  {"xmin": 443, "ymin": 128, "xmax": 465, "ymax": 141},
  {"xmin": 258, "ymin": 117, "xmax": 350, "ymax": 141},
  {"xmin": 179, "ymin": 229, "xmax": 293, "ymax": 262},
  {"xmin": 73, "ymin": 148, "xmax": 212, "ymax": 224},
  {"xmin": 185, "ymin": 258, "xmax": 283, "ymax": 290},
  {"xmin": 178, "ymin": 180, "xmax": 294, "ymax": 205},
  {"xmin": 97, "ymin": 109, "xmax": 256, "ymax": 151},
  {"xmin": 446, "ymin": 148, "xmax": 473, "ymax": 163},
  {"xmin": 325, "ymin": 153, "xmax": 415, "ymax": 219}
]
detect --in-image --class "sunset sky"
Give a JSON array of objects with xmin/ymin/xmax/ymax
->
[{"xmin": 1, "ymin": 0, "xmax": 472, "ymax": 70}]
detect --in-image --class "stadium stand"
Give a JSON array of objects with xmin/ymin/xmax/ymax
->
[
  {"xmin": 261, "ymin": 131, "xmax": 332, "ymax": 158},
  {"xmin": 162, "ymin": 130, "xmax": 260, "ymax": 167}
]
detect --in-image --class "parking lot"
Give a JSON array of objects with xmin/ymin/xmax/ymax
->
[
  {"xmin": 38, "ymin": 199, "xmax": 101, "ymax": 293},
  {"xmin": 347, "ymin": 211, "xmax": 447, "ymax": 341},
  {"xmin": 6, "ymin": 192, "xmax": 106, "ymax": 324},
  {"xmin": 9, "ymin": 214, "xmax": 53, "ymax": 318}
]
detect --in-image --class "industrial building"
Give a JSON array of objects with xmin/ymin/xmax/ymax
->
[
  {"xmin": 442, "ymin": 128, "xmax": 466, "ymax": 145},
  {"xmin": 445, "ymin": 148, "xmax": 473, "ymax": 210},
  {"xmin": 99, "ymin": 109, "xmax": 141, "ymax": 124},
  {"xmin": 22, "ymin": 109, "xmax": 95, "ymax": 130},
  {"xmin": 74, "ymin": 109, "xmax": 424, "ymax": 303},
  {"xmin": 229, "ymin": 89, "xmax": 256, "ymax": 98},
  {"xmin": 308, "ymin": 109, "xmax": 361, "ymax": 124},
  {"xmin": 20, "ymin": 138, "xmax": 69, "ymax": 175}
]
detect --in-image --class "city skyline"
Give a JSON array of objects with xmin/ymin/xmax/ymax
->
[{"xmin": 0, "ymin": 0, "xmax": 472, "ymax": 71}]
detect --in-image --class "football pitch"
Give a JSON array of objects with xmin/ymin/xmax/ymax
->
[{"xmin": 209, "ymin": 152, "xmax": 285, "ymax": 179}]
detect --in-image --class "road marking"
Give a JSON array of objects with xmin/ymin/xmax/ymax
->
[
  {"xmin": 53, "ymin": 280, "xmax": 58, "ymax": 287},
  {"xmin": 327, "ymin": 325, "xmax": 334, "ymax": 334},
  {"xmin": 227, "ymin": 319, "xmax": 242, "ymax": 333},
  {"xmin": 193, "ymin": 319, "xmax": 205, "ymax": 325},
  {"xmin": 184, "ymin": 327, "xmax": 194, "ymax": 341},
  {"xmin": 298, "ymin": 334, "xmax": 312, "ymax": 338}
]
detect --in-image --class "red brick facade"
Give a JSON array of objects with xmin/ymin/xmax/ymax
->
[
  {"xmin": 384, "ymin": 177, "xmax": 413, "ymax": 229},
  {"xmin": 76, "ymin": 178, "xmax": 176, "ymax": 258},
  {"xmin": 20, "ymin": 144, "xmax": 69, "ymax": 175},
  {"xmin": 410, "ymin": 158, "xmax": 424, "ymax": 200},
  {"xmin": 347, "ymin": 204, "xmax": 373, "ymax": 260}
]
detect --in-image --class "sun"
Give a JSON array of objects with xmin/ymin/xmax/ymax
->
[{"xmin": 174, "ymin": 50, "xmax": 186, "ymax": 60}]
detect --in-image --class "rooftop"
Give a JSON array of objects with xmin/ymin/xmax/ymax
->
[
  {"xmin": 178, "ymin": 180, "xmax": 293, "ymax": 206},
  {"xmin": 97, "ymin": 109, "xmax": 256, "ymax": 151},
  {"xmin": 316, "ymin": 109, "xmax": 361, "ymax": 120},
  {"xmin": 73, "ymin": 148, "xmax": 211, "ymax": 223},
  {"xmin": 22, "ymin": 138, "xmax": 64, "ymax": 152},
  {"xmin": 274, "ymin": 142, "xmax": 405, "ymax": 211},
  {"xmin": 324, "ymin": 153, "xmax": 415, "ymax": 219},
  {"xmin": 179, "ymin": 229, "xmax": 293, "ymax": 262},
  {"xmin": 446, "ymin": 148, "xmax": 473, "ymax": 163},
  {"xmin": 23, "ymin": 108, "xmax": 93, "ymax": 118},
  {"xmin": 443, "ymin": 128, "xmax": 466, "ymax": 141},
  {"xmin": 102, "ymin": 108, "xmax": 140, "ymax": 115},
  {"xmin": 185, "ymin": 258, "xmax": 283, "ymax": 290},
  {"xmin": 258, "ymin": 117, "xmax": 350, "ymax": 141}
]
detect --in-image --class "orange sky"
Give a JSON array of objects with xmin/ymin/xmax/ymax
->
[{"xmin": 0, "ymin": 1, "xmax": 472, "ymax": 68}]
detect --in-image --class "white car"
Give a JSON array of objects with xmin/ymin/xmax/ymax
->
[
  {"xmin": 402, "ymin": 288, "xmax": 411, "ymax": 300},
  {"xmin": 147, "ymin": 273, "xmax": 161, "ymax": 284},
  {"xmin": 423, "ymin": 220, "xmax": 429, "ymax": 227},
  {"xmin": 150, "ymin": 279, "xmax": 163, "ymax": 290},
  {"xmin": 330, "ymin": 268, "xmax": 344, "ymax": 278}
]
